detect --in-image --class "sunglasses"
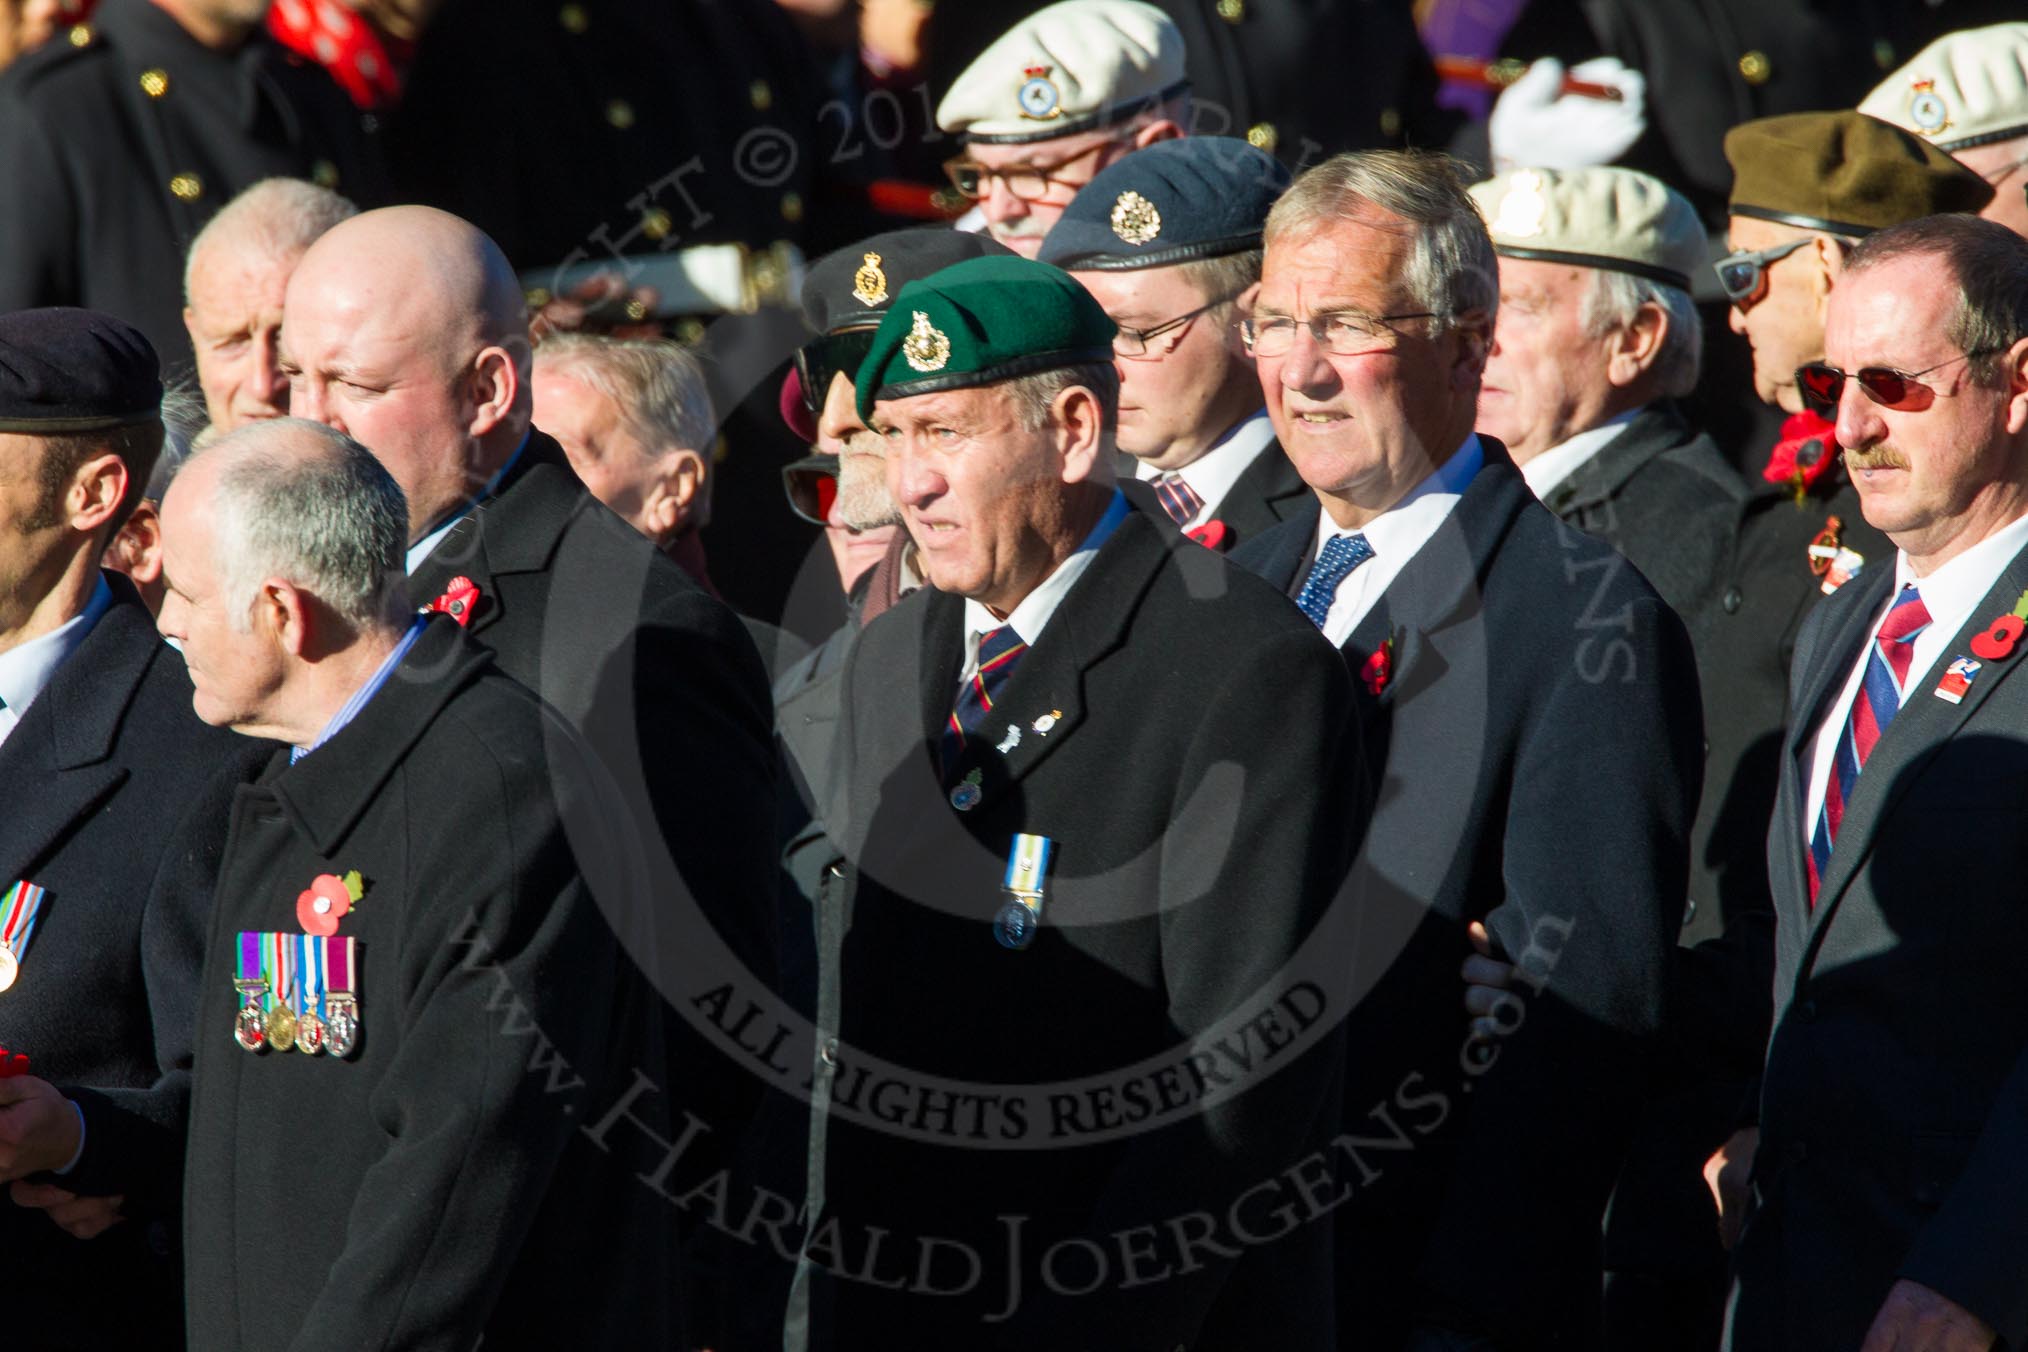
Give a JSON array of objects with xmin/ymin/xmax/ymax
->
[
  {"xmin": 781, "ymin": 457, "xmax": 840, "ymax": 526},
  {"xmin": 1794, "ymin": 348, "xmax": 2001, "ymax": 418},
  {"xmin": 794, "ymin": 328, "xmax": 878, "ymax": 420},
  {"xmin": 1713, "ymin": 237, "xmax": 1810, "ymax": 309}
]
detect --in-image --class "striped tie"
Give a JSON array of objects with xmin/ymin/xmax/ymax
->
[
  {"xmin": 1153, "ymin": 472, "xmax": 1206, "ymax": 526},
  {"xmin": 944, "ymin": 625, "xmax": 1027, "ymax": 774},
  {"xmin": 1808, "ymin": 585, "xmax": 1931, "ymax": 903},
  {"xmin": 1295, "ymin": 533, "xmax": 1375, "ymax": 630}
]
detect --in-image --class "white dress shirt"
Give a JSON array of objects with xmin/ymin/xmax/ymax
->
[
  {"xmin": 959, "ymin": 488, "xmax": 1130, "ymax": 685},
  {"xmin": 1517, "ymin": 407, "xmax": 1640, "ymax": 500},
  {"xmin": 1134, "ymin": 409, "xmax": 1277, "ymax": 528},
  {"xmin": 0, "ymin": 574, "xmax": 113, "ymax": 748},
  {"xmin": 1309, "ymin": 435, "xmax": 1484, "ymax": 649},
  {"xmin": 1802, "ymin": 509, "xmax": 2028, "ymax": 841},
  {"xmin": 406, "ymin": 431, "xmax": 531, "ymax": 574}
]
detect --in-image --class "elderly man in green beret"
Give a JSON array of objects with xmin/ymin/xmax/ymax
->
[{"xmin": 792, "ymin": 254, "xmax": 1359, "ymax": 1350}]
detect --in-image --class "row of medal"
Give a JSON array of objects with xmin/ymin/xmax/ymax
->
[{"xmin": 233, "ymin": 931, "xmax": 361, "ymax": 1059}]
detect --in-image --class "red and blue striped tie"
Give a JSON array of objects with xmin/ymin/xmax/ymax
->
[
  {"xmin": 943, "ymin": 625, "xmax": 1027, "ymax": 775},
  {"xmin": 1153, "ymin": 472, "xmax": 1206, "ymax": 526},
  {"xmin": 1808, "ymin": 585, "xmax": 1931, "ymax": 903}
]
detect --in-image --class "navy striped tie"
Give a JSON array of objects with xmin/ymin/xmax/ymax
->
[
  {"xmin": 943, "ymin": 625, "xmax": 1027, "ymax": 774},
  {"xmin": 1153, "ymin": 472, "xmax": 1205, "ymax": 526}
]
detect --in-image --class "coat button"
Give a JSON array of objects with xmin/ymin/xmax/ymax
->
[
  {"xmin": 751, "ymin": 79, "xmax": 772, "ymax": 111},
  {"xmin": 781, "ymin": 192, "xmax": 805, "ymax": 224},
  {"xmin": 1738, "ymin": 50, "xmax": 1771, "ymax": 85},
  {"xmin": 1723, "ymin": 586, "xmax": 1743, "ymax": 613},
  {"xmin": 1246, "ymin": 122, "xmax": 1278, "ymax": 153},
  {"xmin": 1379, "ymin": 106, "xmax": 1402, "ymax": 138},
  {"xmin": 819, "ymin": 1037, "xmax": 839, "ymax": 1067},
  {"xmin": 169, "ymin": 173, "xmax": 203, "ymax": 202},
  {"xmin": 66, "ymin": 23, "xmax": 91, "ymax": 46},
  {"xmin": 139, "ymin": 68, "xmax": 169, "ymax": 98},
  {"xmin": 558, "ymin": 3, "xmax": 587, "ymax": 33},
  {"xmin": 641, "ymin": 207, "xmax": 674, "ymax": 240},
  {"xmin": 824, "ymin": 862, "xmax": 844, "ymax": 879},
  {"xmin": 311, "ymin": 159, "xmax": 340, "ymax": 189},
  {"xmin": 605, "ymin": 99, "xmax": 635, "ymax": 130},
  {"xmin": 1215, "ymin": 0, "xmax": 1244, "ymax": 21},
  {"xmin": 1681, "ymin": 897, "xmax": 1698, "ymax": 928}
]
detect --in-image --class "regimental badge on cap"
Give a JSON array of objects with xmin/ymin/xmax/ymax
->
[
  {"xmin": 1907, "ymin": 77, "xmax": 1952, "ymax": 137},
  {"xmin": 902, "ymin": 310, "xmax": 952, "ymax": 372},
  {"xmin": 1017, "ymin": 64, "xmax": 1062, "ymax": 120},
  {"xmin": 1491, "ymin": 169, "xmax": 1548, "ymax": 239},
  {"xmin": 1110, "ymin": 189, "xmax": 1163, "ymax": 245},
  {"xmin": 852, "ymin": 252, "xmax": 889, "ymax": 308}
]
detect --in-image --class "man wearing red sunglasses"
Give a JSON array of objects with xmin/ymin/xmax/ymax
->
[{"xmin": 1725, "ymin": 212, "xmax": 2028, "ymax": 1352}]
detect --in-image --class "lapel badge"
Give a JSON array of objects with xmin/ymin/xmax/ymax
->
[
  {"xmin": 1934, "ymin": 656, "xmax": 1982, "ymax": 704},
  {"xmin": 0, "ymin": 879, "xmax": 48, "ymax": 995},
  {"xmin": 1016, "ymin": 64, "xmax": 1061, "ymax": 120},
  {"xmin": 424, "ymin": 575, "xmax": 482, "ymax": 626},
  {"xmin": 951, "ymin": 767, "xmax": 984, "ymax": 812},
  {"xmin": 296, "ymin": 870, "xmax": 364, "ymax": 937},
  {"xmin": 852, "ymin": 252, "xmax": 888, "ymax": 308},
  {"xmin": 1031, "ymin": 709, "xmax": 1062, "ymax": 735},
  {"xmin": 1110, "ymin": 190, "xmax": 1163, "ymax": 246},
  {"xmin": 1969, "ymin": 588, "xmax": 2028, "ymax": 661},
  {"xmin": 903, "ymin": 311, "xmax": 951, "ymax": 373},
  {"xmin": 995, "ymin": 724, "xmax": 1022, "ymax": 754},
  {"xmin": 1907, "ymin": 78, "xmax": 1951, "ymax": 137}
]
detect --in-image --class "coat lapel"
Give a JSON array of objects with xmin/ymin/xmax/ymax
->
[
  {"xmin": 0, "ymin": 587, "xmax": 156, "ymax": 886},
  {"xmin": 408, "ymin": 432, "xmax": 585, "ymax": 640},
  {"xmin": 1541, "ymin": 405, "xmax": 1681, "ymax": 518},
  {"xmin": 1802, "ymin": 548, "xmax": 2028, "ymax": 964}
]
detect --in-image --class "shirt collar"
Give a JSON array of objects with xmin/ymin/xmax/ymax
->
[
  {"xmin": 1517, "ymin": 408, "xmax": 1642, "ymax": 500},
  {"xmin": 0, "ymin": 574, "xmax": 113, "ymax": 718},
  {"xmin": 963, "ymin": 487, "xmax": 1131, "ymax": 648},
  {"xmin": 290, "ymin": 617, "xmax": 430, "ymax": 763},
  {"xmin": 1892, "ymin": 509, "xmax": 2028, "ymax": 630},
  {"xmin": 406, "ymin": 431, "xmax": 531, "ymax": 575},
  {"xmin": 1313, "ymin": 433, "xmax": 1483, "ymax": 559}
]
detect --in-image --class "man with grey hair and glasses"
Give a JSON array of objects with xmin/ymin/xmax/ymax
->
[
  {"xmin": 160, "ymin": 416, "xmax": 688, "ymax": 1349},
  {"xmin": 1231, "ymin": 148, "xmax": 1702, "ymax": 1352}
]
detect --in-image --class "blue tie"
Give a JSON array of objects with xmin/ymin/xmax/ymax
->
[{"xmin": 1295, "ymin": 533, "xmax": 1374, "ymax": 630}]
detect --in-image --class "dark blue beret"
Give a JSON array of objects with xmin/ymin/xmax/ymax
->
[
  {"xmin": 802, "ymin": 228, "xmax": 1014, "ymax": 335},
  {"xmin": 0, "ymin": 308, "xmax": 161, "ymax": 435},
  {"xmin": 1038, "ymin": 137, "xmax": 1292, "ymax": 271}
]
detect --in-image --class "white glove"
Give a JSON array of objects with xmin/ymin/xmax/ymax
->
[{"xmin": 1488, "ymin": 56, "xmax": 1647, "ymax": 173}]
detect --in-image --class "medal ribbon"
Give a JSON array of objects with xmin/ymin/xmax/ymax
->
[
  {"xmin": 0, "ymin": 881, "xmax": 47, "ymax": 962},
  {"xmin": 299, "ymin": 933, "xmax": 323, "ymax": 1025},
  {"xmin": 1002, "ymin": 833, "xmax": 1052, "ymax": 899},
  {"xmin": 328, "ymin": 936, "xmax": 353, "ymax": 995},
  {"xmin": 268, "ymin": 932, "xmax": 295, "ymax": 1014}
]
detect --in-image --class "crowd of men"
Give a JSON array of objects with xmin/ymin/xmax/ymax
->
[{"xmin": 3, "ymin": 1, "xmax": 2028, "ymax": 1350}]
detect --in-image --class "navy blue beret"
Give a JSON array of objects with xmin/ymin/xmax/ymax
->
[
  {"xmin": 1038, "ymin": 137, "xmax": 1292, "ymax": 271},
  {"xmin": 802, "ymin": 228, "xmax": 1013, "ymax": 335},
  {"xmin": 0, "ymin": 308, "xmax": 161, "ymax": 435}
]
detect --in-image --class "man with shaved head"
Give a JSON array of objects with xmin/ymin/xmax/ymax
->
[
  {"xmin": 279, "ymin": 208, "xmax": 779, "ymax": 1321},
  {"xmin": 184, "ymin": 177, "xmax": 356, "ymax": 432}
]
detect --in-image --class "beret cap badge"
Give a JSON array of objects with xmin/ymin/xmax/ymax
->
[
  {"xmin": 902, "ymin": 311, "xmax": 952, "ymax": 373},
  {"xmin": 1906, "ymin": 78, "xmax": 1952, "ymax": 137},
  {"xmin": 1017, "ymin": 64, "xmax": 1062, "ymax": 120},
  {"xmin": 852, "ymin": 252, "xmax": 889, "ymax": 308},
  {"xmin": 1109, "ymin": 189, "xmax": 1163, "ymax": 245}
]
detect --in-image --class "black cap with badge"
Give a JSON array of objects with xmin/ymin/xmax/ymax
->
[{"xmin": 0, "ymin": 308, "xmax": 162, "ymax": 435}]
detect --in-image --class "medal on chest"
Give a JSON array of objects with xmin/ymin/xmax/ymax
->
[
  {"xmin": 994, "ymin": 833, "xmax": 1054, "ymax": 951},
  {"xmin": 0, "ymin": 880, "xmax": 47, "ymax": 995}
]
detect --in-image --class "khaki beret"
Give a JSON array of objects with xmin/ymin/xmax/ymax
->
[
  {"xmin": 1861, "ymin": 22, "xmax": 2028, "ymax": 153},
  {"xmin": 1724, "ymin": 111, "xmax": 1992, "ymax": 236},
  {"xmin": 936, "ymin": 0, "xmax": 1187, "ymax": 146},
  {"xmin": 1469, "ymin": 166, "xmax": 1705, "ymax": 291}
]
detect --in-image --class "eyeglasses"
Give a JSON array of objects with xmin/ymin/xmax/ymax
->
[
  {"xmin": 943, "ymin": 138, "xmax": 1119, "ymax": 202},
  {"xmin": 1713, "ymin": 238, "xmax": 1810, "ymax": 309},
  {"xmin": 1114, "ymin": 293, "xmax": 1239, "ymax": 359},
  {"xmin": 794, "ymin": 328, "xmax": 877, "ymax": 420},
  {"xmin": 781, "ymin": 457, "xmax": 840, "ymax": 526},
  {"xmin": 1793, "ymin": 348, "xmax": 2001, "ymax": 418},
  {"xmin": 1239, "ymin": 311, "xmax": 1437, "ymax": 359}
]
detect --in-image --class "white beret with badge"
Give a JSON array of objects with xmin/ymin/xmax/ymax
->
[
  {"xmin": 1468, "ymin": 165, "xmax": 1706, "ymax": 291},
  {"xmin": 936, "ymin": 0, "xmax": 1188, "ymax": 146},
  {"xmin": 1860, "ymin": 22, "xmax": 2028, "ymax": 152}
]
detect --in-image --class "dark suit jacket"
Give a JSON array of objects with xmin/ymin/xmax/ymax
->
[
  {"xmin": 1729, "ymin": 540, "xmax": 2028, "ymax": 1351},
  {"xmin": 182, "ymin": 619, "xmax": 684, "ymax": 1350},
  {"xmin": 806, "ymin": 500, "xmax": 1360, "ymax": 1350},
  {"xmin": 1, "ymin": 577, "xmax": 272, "ymax": 1350},
  {"xmin": 1234, "ymin": 446, "xmax": 1703, "ymax": 1350},
  {"xmin": 0, "ymin": 0, "xmax": 385, "ymax": 368}
]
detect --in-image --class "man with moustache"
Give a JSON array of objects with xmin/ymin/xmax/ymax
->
[
  {"xmin": 1041, "ymin": 136, "xmax": 1307, "ymax": 552},
  {"xmin": 0, "ymin": 308, "xmax": 269, "ymax": 1348},
  {"xmin": 800, "ymin": 253, "xmax": 1356, "ymax": 1349},
  {"xmin": 1231, "ymin": 149, "xmax": 1701, "ymax": 1350},
  {"xmin": 184, "ymin": 177, "xmax": 356, "ymax": 434},
  {"xmin": 936, "ymin": 0, "xmax": 1188, "ymax": 259},
  {"xmin": 1725, "ymin": 214, "xmax": 2028, "ymax": 1352}
]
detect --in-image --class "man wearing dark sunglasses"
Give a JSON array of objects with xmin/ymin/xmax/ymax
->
[
  {"xmin": 1725, "ymin": 213, "xmax": 2028, "ymax": 1352},
  {"xmin": 934, "ymin": 1, "xmax": 1188, "ymax": 258},
  {"xmin": 1862, "ymin": 23, "xmax": 2028, "ymax": 243},
  {"xmin": 1039, "ymin": 137, "xmax": 1305, "ymax": 552}
]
